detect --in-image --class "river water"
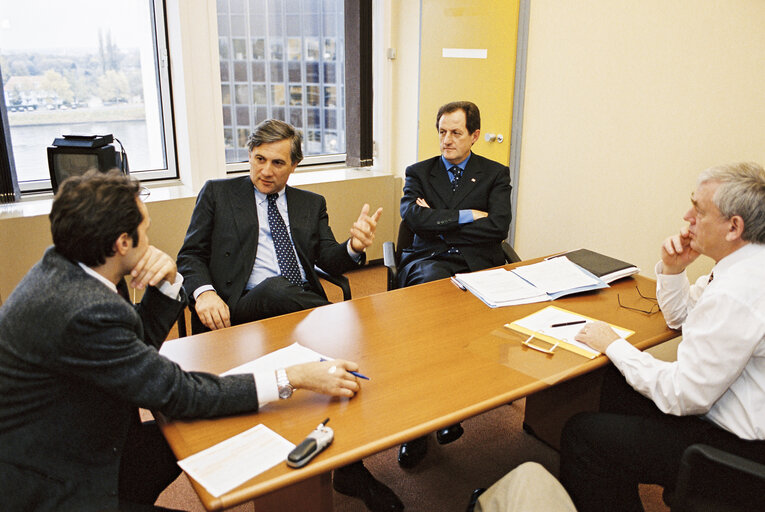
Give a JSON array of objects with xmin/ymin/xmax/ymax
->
[{"xmin": 9, "ymin": 120, "xmax": 158, "ymax": 182}]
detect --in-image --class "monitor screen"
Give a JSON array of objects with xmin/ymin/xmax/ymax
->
[{"xmin": 52, "ymin": 153, "xmax": 101, "ymax": 183}]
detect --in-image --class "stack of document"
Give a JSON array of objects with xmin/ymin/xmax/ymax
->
[{"xmin": 453, "ymin": 256, "xmax": 608, "ymax": 307}]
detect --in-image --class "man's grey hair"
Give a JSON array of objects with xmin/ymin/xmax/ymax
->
[
  {"xmin": 246, "ymin": 119, "xmax": 303, "ymax": 165},
  {"xmin": 698, "ymin": 162, "xmax": 765, "ymax": 243}
]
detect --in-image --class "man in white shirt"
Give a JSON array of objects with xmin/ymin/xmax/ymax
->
[{"xmin": 560, "ymin": 162, "xmax": 765, "ymax": 511}]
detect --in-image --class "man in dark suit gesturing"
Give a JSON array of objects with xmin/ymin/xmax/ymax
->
[
  {"xmin": 396, "ymin": 101, "xmax": 512, "ymax": 468},
  {"xmin": 177, "ymin": 120, "xmax": 403, "ymax": 512},
  {"xmin": 178, "ymin": 119, "xmax": 382, "ymax": 332},
  {"xmin": 0, "ymin": 170, "xmax": 364, "ymax": 511}
]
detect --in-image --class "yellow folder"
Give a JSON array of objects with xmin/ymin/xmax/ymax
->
[{"xmin": 505, "ymin": 305, "xmax": 634, "ymax": 359}]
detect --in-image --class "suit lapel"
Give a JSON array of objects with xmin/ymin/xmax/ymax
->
[
  {"xmin": 430, "ymin": 158, "xmax": 454, "ymax": 206},
  {"xmin": 284, "ymin": 186, "xmax": 307, "ymax": 252},
  {"xmin": 230, "ymin": 177, "xmax": 259, "ymax": 267},
  {"xmin": 284, "ymin": 186, "xmax": 314, "ymax": 278}
]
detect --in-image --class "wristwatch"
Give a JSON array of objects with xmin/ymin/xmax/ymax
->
[{"xmin": 276, "ymin": 368, "xmax": 294, "ymax": 399}]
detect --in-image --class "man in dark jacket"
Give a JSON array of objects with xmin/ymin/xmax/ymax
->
[
  {"xmin": 0, "ymin": 170, "xmax": 361, "ymax": 511},
  {"xmin": 396, "ymin": 101, "xmax": 512, "ymax": 468}
]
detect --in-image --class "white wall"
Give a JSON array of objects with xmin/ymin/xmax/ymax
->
[
  {"xmin": 377, "ymin": 0, "xmax": 421, "ymax": 179},
  {"xmin": 514, "ymin": 0, "xmax": 765, "ymax": 280}
]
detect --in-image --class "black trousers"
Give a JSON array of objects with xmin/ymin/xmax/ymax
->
[
  {"xmin": 231, "ymin": 276, "xmax": 329, "ymax": 325},
  {"xmin": 397, "ymin": 251, "xmax": 470, "ymax": 287},
  {"xmin": 559, "ymin": 365, "xmax": 765, "ymax": 512},
  {"xmin": 118, "ymin": 419, "xmax": 182, "ymax": 510}
]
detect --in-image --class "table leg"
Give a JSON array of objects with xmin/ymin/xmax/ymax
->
[
  {"xmin": 252, "ymin": 472, "xmax": 333, "ymax": 512},
  {"xmin": 522, "ymin": 368, "xmax": 606, "ymax": 451}
]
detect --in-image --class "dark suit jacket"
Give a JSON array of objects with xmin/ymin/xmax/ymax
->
[
  {"xmin": 177, "ymin": 176, "xmax": 362, "ymax": 312},
  {"xmin": 0, "ymin": 248, "xmax": 260, "ymax": 511},
  {"xmin": 399, "ymin": 153, "xmax": 512, "ymax": 272}
]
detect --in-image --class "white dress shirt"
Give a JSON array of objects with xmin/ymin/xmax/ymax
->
[
  {"xmin": 605, "ymin": 243, "xmax": 765, "ymax": 440},
  {"xmin": 247, "ymin": 187, "xmax": 308, "ymax": 289}
]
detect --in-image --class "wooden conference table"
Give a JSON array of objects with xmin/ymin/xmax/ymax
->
[{"xmin": 158, "ymin": 262, "xmax": 676, "ymax": 511}]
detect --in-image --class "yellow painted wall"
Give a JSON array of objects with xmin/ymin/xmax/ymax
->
[{"xmin": 417, "ymin": 0, "xmax": 519, "ymax": 163}]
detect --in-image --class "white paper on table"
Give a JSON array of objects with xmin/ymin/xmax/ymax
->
[
  {"xmin": 511, "ymin": 256, "xmax": 601, "ymax": 294},
  {"xmin": 177, "ymin": 424, "xmax": 295, "ymax": 497},
  {"xmin": 222, "ymin": 342, "xmax": 327, "ymax": 376},
  {"xmin": 454, "ymin": 268, "xmax": 548, "ymax": 304}
]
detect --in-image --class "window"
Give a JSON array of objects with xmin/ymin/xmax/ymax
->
[
  {"xmin": 0, "ymin": 0, "xmax": 176, "ymax": 193},
  {"xmin": 217, "ymin": 0, "xmax": 345, "ymax": 168}
]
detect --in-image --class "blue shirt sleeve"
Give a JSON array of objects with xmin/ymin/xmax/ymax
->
[{"xmin": 458, "ymin": 209, "xmax": 474, "ymax": 224}]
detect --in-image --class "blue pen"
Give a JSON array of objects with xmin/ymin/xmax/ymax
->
[{"xmin": 320, "ymin": 358, "xmax": 370, "ymax": 380}]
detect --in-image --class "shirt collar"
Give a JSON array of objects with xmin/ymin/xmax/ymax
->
[
  {"xmin": 78, "ymin": 262, "xmax": 118, "ymax": 293},
  {"xmin": 710, "ymin": 242, "xmax": 761, "ymax": 278},
  {"xmin": 254, "ymin": 186, "xmax": 286, "ymax": 204},
  {"xmin": 442, "ymin": 153, "xmax": 471, "ymax": 171}
]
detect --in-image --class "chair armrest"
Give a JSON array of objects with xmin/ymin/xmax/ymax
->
[
  {"xmin": 671, "ymin": 443, "xmax": 765, "ymax": 512},
  {"xmin": 502, "ymin": 241, "xmax": 521, "ymax": 264},
  {"xmin": 315, "ymin": 267, "xmax": 352, "ymax": 301},
  {"xmin": 383, "ymin": 241, "xmax": 398, "ymax": 291}
]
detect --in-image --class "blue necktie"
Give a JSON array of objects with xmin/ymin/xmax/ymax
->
[
  {"xmin": 266, "ymin": 194, "xmax": 302, "ymax": 285},
  {"xmin": 450, "ymin": 165, "xmax": 463, "ymax": 191}
]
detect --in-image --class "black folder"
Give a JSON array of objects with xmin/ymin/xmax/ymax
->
[{"xmin": 553, "ymin": 248, "xmax": 639, "ymax": 283}]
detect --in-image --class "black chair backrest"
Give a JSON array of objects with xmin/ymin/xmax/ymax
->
[{"xmin": 671, "ymin": 443, "xmax": 765, "ymax": 512}]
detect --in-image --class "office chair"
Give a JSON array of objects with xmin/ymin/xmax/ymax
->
[
  {"xmin": 669, "ymin": 443, "xmax": 765, "ymax": 512},
  {"xmin": 177, "ymin": 270, "xmax": 351, "ymax": 337},
  {"xmin": 383, "ymin": 220, "xmax": 521, "ymax": 291}
]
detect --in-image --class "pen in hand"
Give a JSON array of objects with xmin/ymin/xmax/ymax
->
[
  {"xmin": 320, "ymin": 358, "xmax": 370, "ymax": 380},
  {"xmin": 550, "ymin": 320, "xmax": 587, "ymax": 328}
]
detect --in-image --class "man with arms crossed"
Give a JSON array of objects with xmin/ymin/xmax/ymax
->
[
  {"xmin": 396, "ymin": 101, "xmax": 513, "ymax": 468},
  {"xmin": 178, "ymin": 120, "xmax": 401, "ymax": 511},
  {"xmin": 561, "ymin": 162, "xmax": 765, "ymax": 511},
  {"xmin": 0, "ymin": 170, "xmax": 362, "ymax": 511}
]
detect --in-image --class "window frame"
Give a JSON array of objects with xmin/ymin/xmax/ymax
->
[
  {"xmin": 217, "ymin": 0, "xmax": 352, "ymax": 174},
  {"xmin": 0, "ymin": 0, "xmax": 179, "ymax": 195}
]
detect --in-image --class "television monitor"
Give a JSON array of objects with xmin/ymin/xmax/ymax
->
[{"xmin": 47, "ymin": 134, "xmax": 127, "ymax": 193}]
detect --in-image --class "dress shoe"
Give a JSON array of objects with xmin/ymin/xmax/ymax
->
[
  {"xmin": 466, "ymin": 488, "xmax": 486, "ymax": 512},
  {"xmin": 333, "ymin": 461, "xmax": 404, "ymax": 512},
  {"xmin": 397, "ymin": 436, "xmax": 428, "ymax": 469},
  {"xmin": 436, "ymin": 423, "xmax": 464, "ymax": 445}
]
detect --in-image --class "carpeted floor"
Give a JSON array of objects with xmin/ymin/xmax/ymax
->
[{"xmin": 160, "ymin": 263, "xmax": 669, "ymax": 511}]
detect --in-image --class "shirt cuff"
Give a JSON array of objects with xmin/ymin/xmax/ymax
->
[
  {"xmin": 158, "ymin": 272, "xmax": 184, "ymax": 300},
  {"xmin": 655, "ymin": 261, "xmax": 688, "ymax": 284},
  {"xmin": 347, "ymin": 240, "xmax": 363, "ymax": 262},
  {"xmin": 254, "ymin": 371, "xmax": 279, "ymax": 407},
  {"xmin": 458, "ymin": 209, "xmax": 474, "ymax": 224},
  {"xmin": 193, "ymin": 284, "xmax": 216, "ymax": 301},
  {"xmin": 605, "ymin": 337, "xmax": 639, "ymax": 361}
]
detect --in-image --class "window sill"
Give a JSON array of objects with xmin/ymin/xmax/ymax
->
[{"xmin": 0, "ymin": 167, "xmax": 393, "ymax": 220}]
